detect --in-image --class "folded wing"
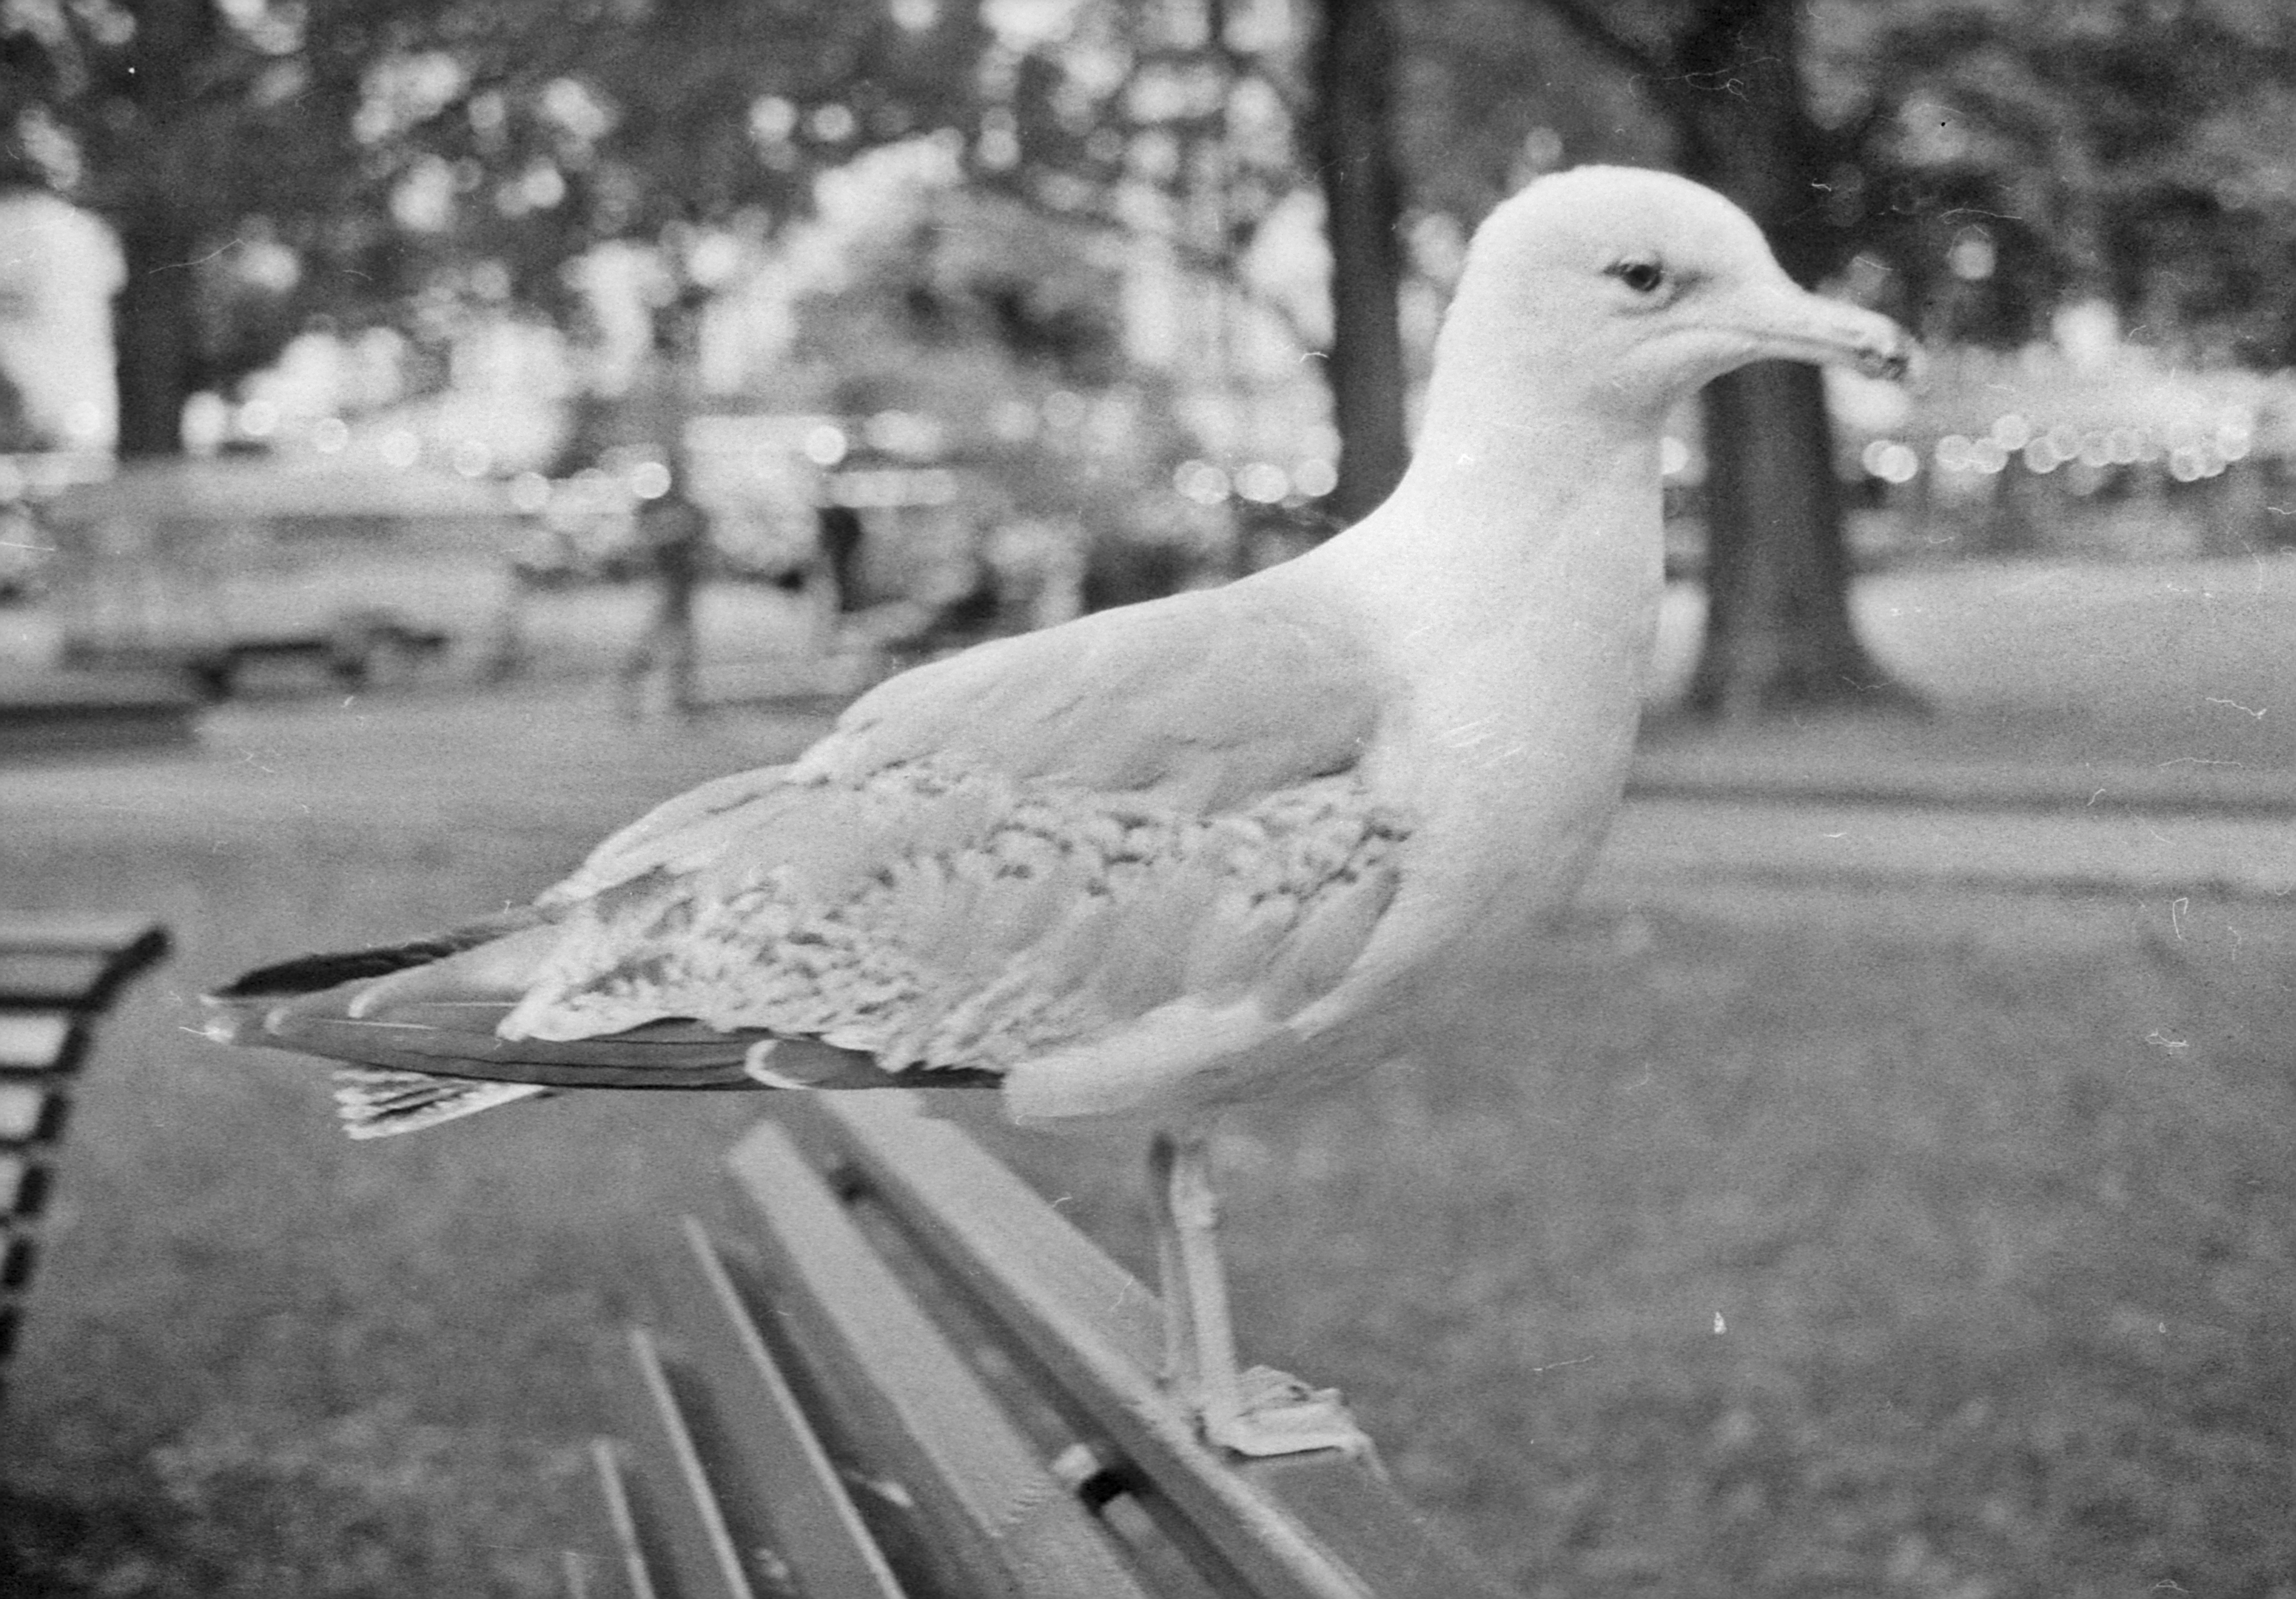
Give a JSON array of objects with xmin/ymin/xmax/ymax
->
[{"xmin": 208, "ymin": 574, "xmax": 1410, "ymax": 1127}]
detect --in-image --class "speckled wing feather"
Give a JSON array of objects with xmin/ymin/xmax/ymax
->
[
  {"xmin": 500, "ymin": 580, "xmax": 1411, "ymax": 1101},
  {"xmin": 504, "ymin": 761, "xmax": 1407, "ymax": 1064},
  {"xmin": 212, "ymin": 576, "xmax": 1410, "ymax": 1124},
  {"xmin": 541, "ymin": 580, "xmax": 1394, "ymax": 907}
]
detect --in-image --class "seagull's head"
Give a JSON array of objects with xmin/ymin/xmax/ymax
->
[{"xmin": 1435, "ymin": 165, "xmax": 1917, "ymax": 428}]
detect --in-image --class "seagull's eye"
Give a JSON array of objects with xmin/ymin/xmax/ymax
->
[{"xmin": 1608, "ymin": 258, "xmax": 1667, "ymax": 296}]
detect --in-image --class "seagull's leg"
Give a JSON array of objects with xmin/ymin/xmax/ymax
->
[
  {"xmin": 1148, "ymin": 1128, "xmax": 1372, "ymax": 1459},
  {"xmin": 1149, "ymin": 1128, "xmax": 1229, "ymax": 1404}
]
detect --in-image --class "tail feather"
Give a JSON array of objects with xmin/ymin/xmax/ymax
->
[
  {"xmin": 205, "ymin": 920, "xmax": 1000, "ymax": 1136},
  {"xmin": 252, "ymin": 1007, "xmax": 769, "ymax": 1086},
  {"xmin": 215, "ymin": 910, "xmax": 545, "ymax": 1001},
  {"xmin": 333, "ymin": 1068, "xmax": 554, "ymax": 1139}
]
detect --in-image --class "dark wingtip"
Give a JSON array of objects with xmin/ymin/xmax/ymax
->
[
  {"xmin": 209, "ymin": 911, "xmax": 546, "ymax": 1002},
  {"xmin": 1856, "ymin": 328, "xmax": 1922, "ymax": 384},
  {"xmin": 214, "ymin": 945, "xmax": 440, "ymax": 1002}
]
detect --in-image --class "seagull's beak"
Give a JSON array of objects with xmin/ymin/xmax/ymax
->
[{"xmin": 1710, "ymin": 281, "xmax": 1920, "ymax": 382}]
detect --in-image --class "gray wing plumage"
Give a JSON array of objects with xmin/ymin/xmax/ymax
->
[{"xmin": 210, "ymin": 574, "xmax": 1410, "ymax": 1129}]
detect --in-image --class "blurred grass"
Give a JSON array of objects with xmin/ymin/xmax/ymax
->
[
  {"xmin": 1187, "ymin": 901, "xmax": 2296, "ymax": 1599},
  {"xmin": 1648, "ymin": 554, "xmax": 2296, "ymax": 772},
  {"xmin": 0, "ymin": 682, "xmax": 2292, "ymax": 1596}
]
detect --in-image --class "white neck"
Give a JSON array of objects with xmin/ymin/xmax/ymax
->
[
  {"xmin": 1304, "ymin": 392, "xmax": 1666, "ymax": 688},
  {"xmin": 1280, "ymin": 387, "xmax": 1669, "ymax": 932}
]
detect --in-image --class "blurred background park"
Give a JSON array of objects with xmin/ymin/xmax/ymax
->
[{"xmin": 2, "ymin": 0, "xmax": 2294, "ymax": 1595}]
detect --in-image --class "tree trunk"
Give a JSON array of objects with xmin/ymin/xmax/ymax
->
[
  {"xmin": 0, "ymin": 366, "xmax": 33, "ymax": 453},
  {"xmin": 1686, "ymin": 360, "xmax": 1902, "ymax": 713},
  {"xmin": 109, "ymin": 0, "xmax": 222, "ymax": 459},
  {"xmin": 1660, "ymin": 0, "xmax": 1915, "ymax": 718},
  {"xmin": 112, "ymin": 218, "xmax": 201, "ymax": 458},
  {"xmin": 1309, "ymin": 0, "xmax": 1410, "ymax": 528}
]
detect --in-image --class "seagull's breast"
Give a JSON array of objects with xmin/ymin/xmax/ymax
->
[
  {"xmin": 1290, "ymin": 474, "xmax": 1666, "ymax": 1013},
  {"xmin": 1339, "ymin": 680, "xmax": 1636, "ymax": 991}
]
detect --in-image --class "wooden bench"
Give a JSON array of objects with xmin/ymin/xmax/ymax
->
[
  {"xmin": 0, "ymin": 917, "xmax": 171, "ymax": 1401},
  {"xmin": 578, "ymin": 1093, "xmax": 1520, "ymax": 1599}
]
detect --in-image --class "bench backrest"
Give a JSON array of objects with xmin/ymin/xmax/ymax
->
[{"xmin": 0, "ymin": 917, "xmax": 169, "ymax": 1401}]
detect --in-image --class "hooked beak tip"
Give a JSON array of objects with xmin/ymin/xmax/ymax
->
[
  {"xmin": 1731, "ymin": 283, "xmax": 1921, "ymax": 385},
  {"xmin": 1854, "ymin": 328, "xmax": 1921, "ymax": 384}
]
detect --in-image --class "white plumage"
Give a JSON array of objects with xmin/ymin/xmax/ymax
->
[{"xmin": 208, "ymin": 165, "xmax": 1913, "ymax": 1454}]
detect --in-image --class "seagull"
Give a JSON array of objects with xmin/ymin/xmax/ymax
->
[{"xmin": 205, "ymin": 165, "xmax": 1913, "ymax": 1458}]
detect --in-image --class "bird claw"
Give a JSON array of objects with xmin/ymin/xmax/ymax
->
[{"xmin": 1195, "ymin": 1365, "xmax": 1376, "ymax": 1460}]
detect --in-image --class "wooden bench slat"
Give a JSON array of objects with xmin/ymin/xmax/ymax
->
[
  {"xmin": 783, "ymin": 1096, "xmax": 1520, "ymax": 1599},
  {"xmin": 2, "ymin": 1231, "xmax": 32, "ymax": 1291},
  {"xmin": 0, "ymin": 955, "xmax": 116, "ymax": 1008},
  {"xmin": 0, "ymin": 1015, "xmax": 73, "ymax": 1073},
  {"xmin": 0, "ymin": 1082, "xmax": 56, "ymax": 1142},
  {"xmin": 725, "ymin": 1121, "xmax": 1159, "ymax": 1599},
  {"xmin": 0, "ymin": 922, "xmax": 169, "ymax": 1010},
  {"xmin": 0, "ymin": 918, "xmax": 171, "ymax": 957},
  {"xmin": 0, "ymin": 915, "xmax": 168, "ymax": 1410},
  {"xmin": 612, "ymin": 1326, "xmax": 764, "ymax": 1599},
  {"xmin": 588, "ymin": 1437, "xmax": 668, "ymax": 1599},
  {"xmin": 666, "ymin": 1217, "xmax": 907, "ymax": 1599}
]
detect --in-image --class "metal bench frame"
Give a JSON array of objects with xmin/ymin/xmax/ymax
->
[{"xmin": 0, "ymin": 917, "xmax": 170, "ymax": 1401}]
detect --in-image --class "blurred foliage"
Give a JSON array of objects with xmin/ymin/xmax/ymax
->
[
  {"xmin": 0, "ymin": 0, "xmax": 1325, "ymax": 470},
  {"xmin": 782, "ymin": 169, "xmax": 1209, "ymax": 549},
  {"xmin": 9, "ymin": 2, "xmax": 2296, "ymax": 453},
  {"xmin": 784, "ymin": 174, "xmax": 1133, "ymax": 402},
  {"xmin": 1428, "ymin": 1, "xmax": 2296, "ymax": 365},
  {"xmin": 1846, "ymin": 0, "xmax": 2296, "ymax": 364},
  {"xmin": 0, "ymin": 0, "xmax": 1003, "ymax": 446},
  {"xmin": 346, "ymin": 0, "xmax": 998, "ymax": 329},
  {"xmin": 0, "ymin": 0, "xmax": 423, "ymax": 444}
]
